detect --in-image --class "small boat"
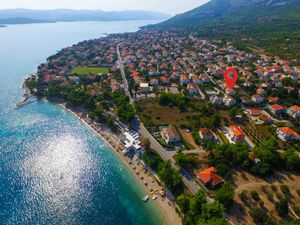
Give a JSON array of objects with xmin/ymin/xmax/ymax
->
[
  {"xmin": 152, "ymin": 195, "xmax": 158, "ymax": 200},
  {"xmin": 143, "ymin": 195, "xmax": 149, "ymax": 202}
]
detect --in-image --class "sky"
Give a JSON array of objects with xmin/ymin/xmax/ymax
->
[{"xmin": 0, "ymin": 0, "xmax": 209, "ymax": 15}]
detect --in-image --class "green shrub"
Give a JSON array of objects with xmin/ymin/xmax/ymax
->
[{"xmin": 251, "ymin": 191, "xmax": 260, "ymax": 201}]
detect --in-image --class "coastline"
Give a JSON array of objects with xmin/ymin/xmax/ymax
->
[{"xmin": 58, "ymin": 102, "xmax": 182, "ymax": 225}]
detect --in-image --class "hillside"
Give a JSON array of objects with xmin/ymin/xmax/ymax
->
[
  {"xmin": 146, "ymin": 0, "xmax": 300, "ymax": 63},
  {"xmin": 0, "ymin": 9, "xmax": 170, "ymax": 25}
]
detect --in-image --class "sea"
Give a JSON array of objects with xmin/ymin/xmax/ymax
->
[{"xmin": 0, "ymin": 21, "xmax": 165, "ymax": 225}]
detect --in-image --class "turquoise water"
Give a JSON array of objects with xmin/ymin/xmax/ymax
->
[{"xmin": 0, "ymin": 21, "xmax": 164, "ymax": 225}]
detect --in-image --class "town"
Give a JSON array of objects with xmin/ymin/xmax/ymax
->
[{"xmin": 27, "ymin": 30, "xmax": 300, "ymax": 225}]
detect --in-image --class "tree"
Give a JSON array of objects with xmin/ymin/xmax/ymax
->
[
  {"xmin": 143, "ymin": 138, "xmax": 151, "ymax": 152},
  {"xmin": 197, "ymin": 218, "xmax": 229, "ymax": 225},
  {"xmin": 215, "ymin": 183, "xmax": 235, "ymax": 208},
  {"xmin": 250, "ymin": 208, "xmax": 268, "ymax": 224},
  {"xmin": 189, "ymin": 190, "xmax": 207, "ymax": 220},
  {"xmin": 176, "ymin": 194, "xmax": 191, "ymax": 214},
  {"xmin": 175, "ymin": 151, "xmax": 191, "ymax": 168},
  {"xmin": 276, "ymin": 198, "xmax": 289, "ymax": 217},
  {"xmin": 253, "ymin": 139, "xmax": 281, "ymax": 171},
  {"xmin": 158, "ymin": 161, "xmax": 183, "ymax": 196},
  {"xmin": 201, "ymin": 202, "xmax": 225, "ymax": 221},
  {"xmin": 284, "ymin": 149, "xmax": 300, "ymax": 172}
]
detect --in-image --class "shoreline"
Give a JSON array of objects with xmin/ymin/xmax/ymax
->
[{"xmin": 57, "ymin": 102, "xmax": 182, "ymax": 225}]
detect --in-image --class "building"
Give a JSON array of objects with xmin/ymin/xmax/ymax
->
[
  {"xmin": 269, "ymin": 104, "xmax": 286, "ymax": 115},
  {"xmin": 246, "ymin": 108, "xmax": 262, "ymax": 117},
  {"xmin": 161, "ymin": 125, "xmax": 181, "ymax": 144},
  {"xmin": 180, "ymin": 74, "xmax": 189, "ymax": 85},
  {"xmin": 268, "ymin": 97, "xmax": 279, "ymax": 104},
  {"xmin": 210, "ymin": 95, "xmax": 223, "ymax": 105},
  {"xmin": 199, "ymin": 128, "xmax": 215, "ymax": 141},
  {"xmin": 228, "ymin": 125, "xmax": 245, "ymax": 143},
  {"xmin": 287, "ymin": 105, "xmax": 300, "ymax": 118},
  {"xmin": 251, "ymin": 94, "xmax": 264, "ymax": 104},
  {"xmin": 188, "ymin": 83, "xmax": 198, "ymax": 95},
  {"xmin": 223, "ymin": 95, "xmax": 236, "ymax": 106},
  {"xmin": 121, "ymin": 131, "xmax": 142, "ymax": 153},
  {"xmin": 276, "ymin": 127, "xmax": 300, "ymax": 141},
  {"xmin": 139, "ymin": 83, "xmax": 150, "ymax": 93},
  {"xmin": 197, "ymin": 167, "xmax": 223, "ymax": 187}
]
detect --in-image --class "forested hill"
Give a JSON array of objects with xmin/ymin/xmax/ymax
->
[{"xmin": 145, "ymin": 0, "xmax": 300, "ymax": 63}]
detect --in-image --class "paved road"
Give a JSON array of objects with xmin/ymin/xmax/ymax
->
[
  {"xmin": 116, "ymin": 46, "xmax": 238, "ymax": 225},
  {"xmin": 117, "ymin": 45, "xmax": 132, "ymax": 101}
]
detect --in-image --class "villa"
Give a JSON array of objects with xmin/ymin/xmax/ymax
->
[
  {"xmin": 227, "ymin": 125, "xmax": 245, "ymax": 143},
  {"xmin": 161, "ymin": 125, "xmax": 181, "ymax": 144},
  {"xmin": 276, "ymin": 127, "xmax": 300, "ymax": 141}
]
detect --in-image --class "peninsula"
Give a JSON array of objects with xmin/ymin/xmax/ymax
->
[{"xmin": 25, "ymin": 0, "xmax": 300, "ymax": 224}]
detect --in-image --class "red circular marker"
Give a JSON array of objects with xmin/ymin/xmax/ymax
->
[{"xmin": 224, "ymin": 68, "xmax": 238, "ymax": 91}]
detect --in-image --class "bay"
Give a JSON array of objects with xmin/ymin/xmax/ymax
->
[{"xmin": 0, "ymin": 20, "xmax": 164, "ymax": 225}]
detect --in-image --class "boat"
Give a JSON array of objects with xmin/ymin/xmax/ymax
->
[
  {"xmin": 152, "ymin": 195, "xmax": 158, "ymax": 200},
  {"xmin": 142, "ymin": 195, "xmax": 149, "ymax": 202}
]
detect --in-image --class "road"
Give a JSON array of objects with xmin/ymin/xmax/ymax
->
[
  {"xmin": 117, "ymin": 45, "xmax": 132, "ymax": 101},
  {"xmin": 116, "ymin": 46, "xmax": 238, "ymax": 225}
]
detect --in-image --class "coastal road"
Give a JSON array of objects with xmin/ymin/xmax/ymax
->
[
  {"xmin": 116, "ymin": 46, "xmax": 238, "ymax": 225},
  {"xmin": 117, "ymin": 45, "xmax": 132, "ymax": 102}
]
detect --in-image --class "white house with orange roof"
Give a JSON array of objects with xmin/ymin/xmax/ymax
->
[
  {"xmin": 227, "ymin": 125, "xmax": 245, "ymax": 143},
  {"xmin": 276, "ymin": 127, "xmax": 300, "ymax": 141},
  {"xmin": 287, "ymin": 105, "xmax": 300, "ymax": 118},
  {"xmin": 161, "ymin": 125, "xmax": 181, "ymax": 144},
  {"xmin": 269, "ymin": 104, "xmax": 286, "ymax": 115}
]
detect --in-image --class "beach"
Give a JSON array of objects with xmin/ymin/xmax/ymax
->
[{"xmin": 59, "ymin": 102, "xmax": 182, "ymax": 225}]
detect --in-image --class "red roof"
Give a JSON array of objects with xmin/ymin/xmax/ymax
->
[
  {"xmin": 270, "ymin": 104, "xmax": 285, "ymax": 111},
  {"xmin": 197, "ymin": 167, "xmax": 223, "ymax": 186},
  {"xmin": 278, "ymin": 127, "xmax": 300, "ymax": 137},
  {"xmin": 291, "ymin": 105, "xmax": 300, "ymax": 112},
  {"xmin": 230, "ymin": 125, "xmax": 245, "ymax": 138}
]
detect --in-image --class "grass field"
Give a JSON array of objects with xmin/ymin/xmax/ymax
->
[
  {"xmin": 136, "ymin": 100, "xmax": 200, "ymax": 128},
  {"xmin": 70, "ymin": 67, "xmax": 109, "ymax": 75}
]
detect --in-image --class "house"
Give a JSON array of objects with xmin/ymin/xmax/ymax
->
[
  {"xmin": 69, "ymin": 76, "xmax": 80, "ymax": 83},
  {"xmin": 180, "ymin": 74, "xmax": 189, "ymax": 85},
  {"xmin": 89, "ymin": 89, "xmax": 99, "ymax": 97},
  {"xmin": 199, "ymin": 128, "xmax": 215, "ymax": 141},
  {"xmin": 288, "ymin": 105, "xmax": 300, "ymax": 118},
  {"xmin": 149, "ymin": 78, "xmax": 159, "ymax": 86},
  {"xmin": 276, "ymin": 127, "xmax": 300, "ymax": 141},
  {"xmin": 201, "ymin": 74, "xmax": 211, "ymax": 83},
  {"xmin": 161, "ymin": 125, "xmax": 181, "ymax": 144},
  {"xmin": 197, "ymin": 167, "xmax": 223, "ymax": 187},
  {"xmin": 160, "ymin": 76, "xmax": 170, "ymax": 85},
  {"xmin": 246, "ymin": 108, "xmax": 262, "ymax": 117},
  {"xmin": 188, "ymin": 83, "xmax": 198, "ymax": 95},
  {"xmin": 269, "ymin": 104, "xmax": 286, "ymax": 115},
  {"xmin": 139, "ymin": 83, "xmax": 150, "ymax": 93},
  {"xmin": 268, "ymin": 97, "xmax": 279, "ymax": 104},
  {"xmin": 192, "ymin": 76, "xmax": 201, "ymax": 85},
  {"xmin": 210, "ymin": 95, "xmax": 223, "ymax": 105},
  {"xmin": 240, "ymin": 96, "xmax": 250, "ymax": 104},
  {"xmin": 251, "ymin": 94, "xmax": 264, "ymax": 104},
  {"xmin": 228, "ymin": 125, "xmax": 245, "ymax": 143},
  {"xmin": 223, "ymin": 95, "xmax": 236, "ymax": 106}
]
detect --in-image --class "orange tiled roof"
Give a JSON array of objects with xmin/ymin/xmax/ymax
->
[
  {"xmin": 230, "ymin": 125, "xmax": 245, "ymax": 137},
  {"xmin": 278, "ymin": 127, "xmax": 300, "ymax": 137},
  {"xmin": 291, "ymin": 105, "xmax": 300, "ymax": 112},
  {"xmin": 197, "ymin": 167, "xmax": 223, "ymax": 186},
  {"xmin": 270, "ymin": 104, "xmax": 285, "ymax": 111}
]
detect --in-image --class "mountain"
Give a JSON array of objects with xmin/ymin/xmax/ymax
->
[
  {"xmin": 0, "ymin": 9, "xmax": 171, "ymax": 24},
  {"xmin": 146, "ymin": 0, "xmax": 300, "ymax": 62}
]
